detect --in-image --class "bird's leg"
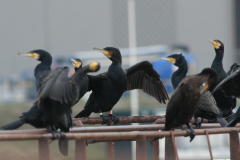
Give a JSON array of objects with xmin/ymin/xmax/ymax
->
[
  {"xmin": 108, "ymin": 110, "xmax": 119, "ymax": 125},
  {"xmin": 191, "ymin": 117, "xmax": 199, "ymax": 127},
  {"xmin": 207, "ymin": 119, "xmax": 217, "ymax": 123},
  {"xmin": 47, "ymin": 125, "xmax": 59, "ymax": 143},
  {"xmin": 180, "ymin": 125, "xmax": 191, "ymax": 137},
  {"xmin": 100, "ymin": 111, "xmax": 110, "ymax": 125},
  {"xmin": 186, "ymin": 123, "xmax": 196, "ymax": 142},
  {"xmin": 197, "ymin": 118, "xmax": 203, "ymax": 127},
  {"xmin": 100, "ymin": 110, "xmax": 119, "ymax": 125}
]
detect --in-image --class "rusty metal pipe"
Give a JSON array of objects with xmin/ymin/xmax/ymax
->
[
  {"xmin": 0, "ymin": 123, "xmax": 231, "ymax": 135},
  {"xmin": 0, "ymin": 127, "xmax": 240, "ymax": 141},
  {"xmin": 73, "ymin": 116, "xmax": 213, "ymax": 125}
]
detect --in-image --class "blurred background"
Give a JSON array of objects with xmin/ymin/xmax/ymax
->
[{"xmin": 0, "ymin": 0, "xmax": 238, "ymax": 160}]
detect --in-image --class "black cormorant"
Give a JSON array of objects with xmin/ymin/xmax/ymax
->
[
  {"xmin": 153, "ymin": 68, "xmax": 217, "ymax": 142},
  {"xmin": 33, "ymin": 61, "xmax": 100, "ymax": 133},
  {"xmin": 209, "ymin": 39, "xmax": 236, "ymax": 116},
  {"xmin": 159, "ymin": 54, "xmax": 227, "ymax": 127},
  {"xmin": 74, "ymin": 47, "xmax": 169, "ymax": 124},
  {"xmin": 17, "ymin": 50, "xmax": 72, "ymax": 156}
]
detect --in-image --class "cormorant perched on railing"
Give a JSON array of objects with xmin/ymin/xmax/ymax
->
[
  {"xmin": 34, "ymin": 61, "xmax": 100, "ymax": 133},
  {"xmin": 1, "ymin": 50, "xmax": 98, "ymax": 156},
  {"xmin": 17, "ymin": 50, "xmax": 72, "ymax": 156},
  {"xmin": 159, "ymin": 54, "xmax": 227, "ymax": 127},
  {"xmin": 152, "ymin": 68, "xmax": 218, "ymax": 142},
  {"xmin": 74, "ymin": 47, "xmax": 169, "ymax": 124},
  {"xmin": 209, "ymin": 39, "xmax": 236, "ymax": 117}
]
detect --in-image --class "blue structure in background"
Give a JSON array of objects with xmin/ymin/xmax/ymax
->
[{"xmin": 152, "ymin": 52, "xmax": 197, "ymax": 94}]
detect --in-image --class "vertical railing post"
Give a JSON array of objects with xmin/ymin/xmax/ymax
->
[
  {"xmin": 75, "ymin": 120, "xmax": 86, "ymax": 160},
  {"xmin": 107, "ymin": 121, "xmax": 115, "ymax": 160},
  {"xmin": 38, "ymin": 137, "xmax": 50, "ymax": 160},
  {"xmin": 230, "ymin": 130, "xmax": 240, "ymax": 160},
  {"xmin": 165, "ymin": 137, "xmax": 176, "ymax": 160},
  {"xmin": 136, "ymin": 135, "xmax": 147, "ymax": 160},
  {"xmin": 152, "ymin": 140, "xmax": 159, "ymax": 160},
  {"xmin": 205, "ymin": 131, "xmax": 213, "ymax": 160}
]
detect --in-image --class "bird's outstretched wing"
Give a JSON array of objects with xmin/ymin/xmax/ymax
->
[
  {"xmin": 212, "ymin": 68, "xmax": 240, "ymax": 94},
  {"xmin": 87, "ymin": 72, "xmax": 107, "ymax": 91},
  {"xmin": 34, "ymin": 67, "xmax": 78, "ymax": 104},
  {"xmin": 124, "ymin": 61, "xmax": 169, "ymax": 104}
]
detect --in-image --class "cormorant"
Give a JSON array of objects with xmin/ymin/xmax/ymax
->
[
  {"xmin": 34, "ymin": 61, "xmax": 100, "ymax": 133},
  {"xmin": 159, "ymin": 54, "xmax": 227, "ymax": 127},
  {"xmin": 74, "ymin": 47, "xmax": 169, "ymax": 124},
  {"xmin": 209, "ymin": 39, "xmax": 236, "ymax": 116},
  {"xmin": 153, "ymin": 68, "xmax": 218, "ymax": 142},
  {"xmin": 17, "ymin": 50, "xmax": 72, "ymax": 156}
]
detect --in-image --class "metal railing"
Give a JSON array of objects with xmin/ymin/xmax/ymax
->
[{"xmin": 0, "ymin": 116, "xmax": 239, "ymax": 160}]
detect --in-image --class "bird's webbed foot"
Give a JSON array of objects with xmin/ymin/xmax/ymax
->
[
  {"xmin": 109, "ymin": 114, "xmax": 119, "ymax": 125},
  {"xmin": 181, "ymin": 124, "xmax": 196, "ymax": 142},
  {"xmin": 191, "ymin": 117, "xmax": 202, "ymax": 127},
  {"xmin": 207, "ymin": 119, "xmax": 217, "ymax": 123},
  {"xmin": 186, "ymin": 123, "xmax": 195, "ymax": 142},
  {"xmin": 191, "ymin": 118, "xmax": 199, "ymax": 127},
  {"xmin": 47, "ymin": 125, "xmax": 59, "ymax": 142},
  {"xmin": 100, "ymin": 114, "xmax": 119, "ymax": 125}
]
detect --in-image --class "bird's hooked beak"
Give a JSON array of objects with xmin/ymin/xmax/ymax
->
[
  {"xmin": 200, "ymin": 82, "xmax": 209, "ymax": 94},
  {"xmin": 17, "ymin": 52, "xmax": 40, "ymax": 60},
  {"xmin": 93, "ymin": 47, "xmax": 111, "ymax": 58},
  {"xmin": 208, "ymin": 39, "xmax": 220, "ymax": 49},
  {"xmin": 89, "ymin": 62, "xmax": 100, "ymax": 71},
  {"xmin": 71, "ymin": 58, "xmax": 81, "ymax": 68},
  {"xmin": 158, "ymin": 57, "xmax": 176, "ymax": 64}
]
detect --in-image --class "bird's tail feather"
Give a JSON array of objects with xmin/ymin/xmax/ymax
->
[
  {"xmin": 216, "ymin": 116, "xmax": 228, "ymax": 127},
  {"xmin": 58, "ymin": 139, "xmax": 68, "ymax": 156},
  {"xmin": 74, "ymin": 109, "xmax": 91, "ymax": 118},
  {"xmin": 1, "ymin": 120, "xmax": 25, "ymax": 130}
]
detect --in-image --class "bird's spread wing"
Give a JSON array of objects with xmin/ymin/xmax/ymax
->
[
  {"xmin": 124, "ymin": 61, "xmax": 169, "ymax": 104},
  {"xmin": 197, "ymin": 90, "xmax": 221, "ymax": 116},
  {"xmin": 34, "ymin": 67, "xmax": 78, "ymax": 104},
  {"xmin": 212, "ymin": 68, "xmax": 240, "ymax": 94},
  {"xmin": 87, "ymin": 72, "xmax": 107, "ymax": 91}
]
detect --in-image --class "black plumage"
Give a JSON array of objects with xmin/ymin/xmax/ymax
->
[
  {"xmin": 2, "ymin": 50, "xmax": 73, "ymax": 156},
  {"xmin": 209, "ymin": 39, "xmax": 236, "ymax": 116},
  {"xmin": 212, "ymin": 63, "xmax": 240, "ymax": 97},
  {"xmin": 74, "ymin": 47, "xmax": 169, "ymax": 124},
  {"xmin": 156, "ymin": 68, "xmax": 218, "ymax": 142},
  {"xmin": 159, "ymin": 54, "xmax": 227, "ymax": 128},
  {"xmin": 2, "ymin": 50, "xmax": 97, "ymax": 156},
  {"xmin": 33, "ymin": 62, "xmax": 100, "ymax": 132},
  {"xmin": 212, "ymin": 63, "xmax": 240, "ymax": 124}
]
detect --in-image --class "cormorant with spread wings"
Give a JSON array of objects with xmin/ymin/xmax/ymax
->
[{"xmin": 74, "ymin": 47, "xmax": 169, "ymax": 124}]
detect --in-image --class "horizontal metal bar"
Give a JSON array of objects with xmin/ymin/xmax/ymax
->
[
  {"xmin": 73, "ymin": 116, "xmax": 210, "ymax": 125},
  {"xmin": 0, "ymin": 127, "xmax": 239, "ymax": 141},
  {"xmin": 0, "ymin": 123, "xmax": 233, "ymax": 135}
]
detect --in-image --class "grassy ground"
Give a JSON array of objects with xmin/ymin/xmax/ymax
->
[{"xmin": 0, "ymin": 92, "xmax": 164, "ymax": 160}]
